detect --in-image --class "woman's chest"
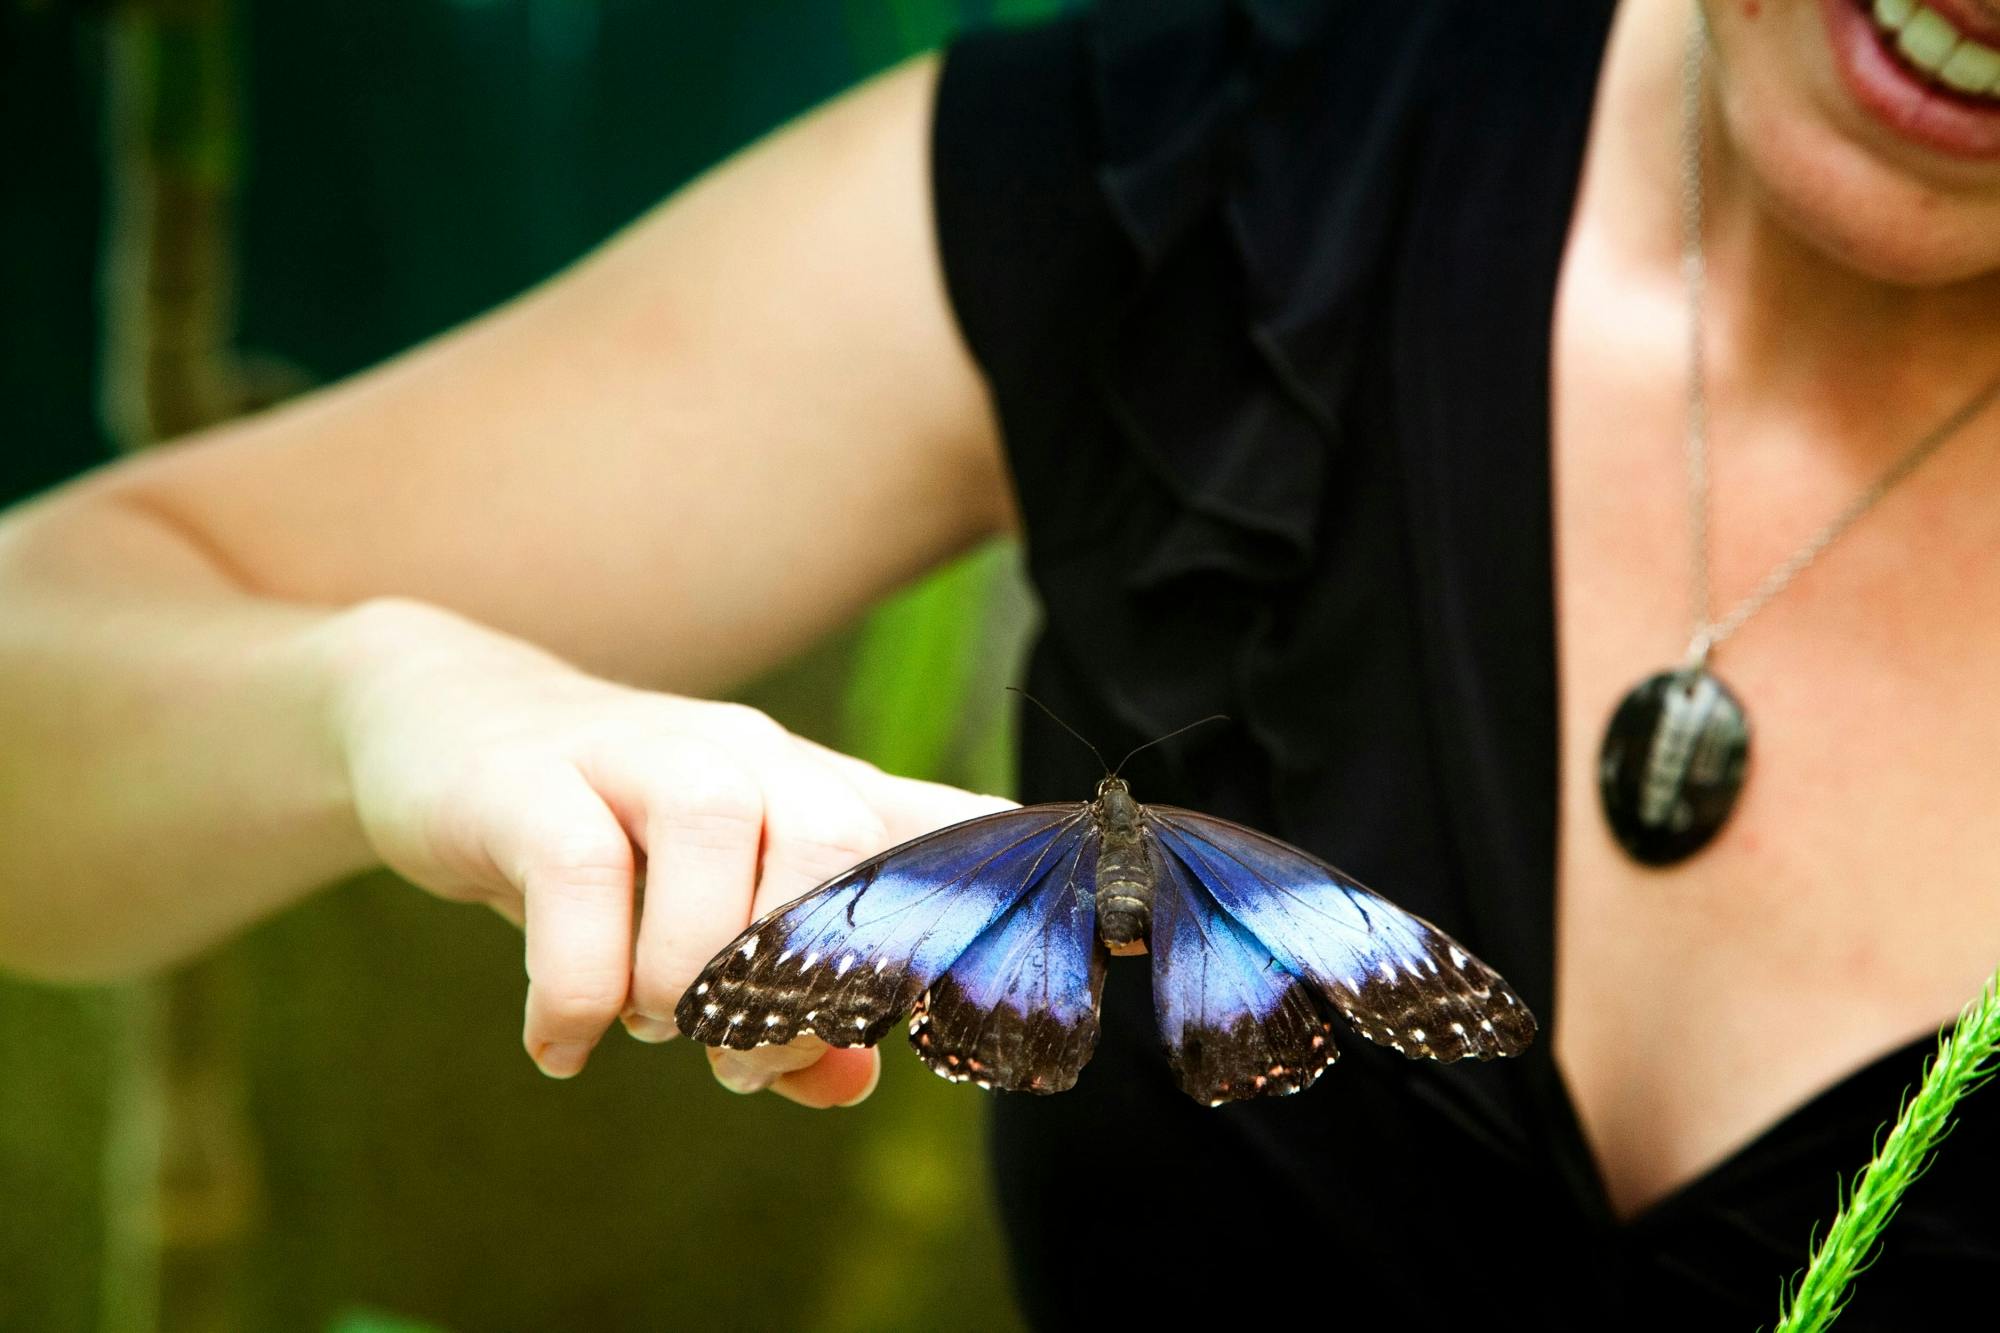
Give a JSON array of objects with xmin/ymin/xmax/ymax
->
[{"xmin": 1548, "ymin": 240, "xmax": 2000, "ymax": 1220}]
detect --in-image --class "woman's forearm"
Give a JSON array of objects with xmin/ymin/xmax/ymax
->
[{"xmin": 0, "ymin": 486, "xmax": 377, "ymax": 982}]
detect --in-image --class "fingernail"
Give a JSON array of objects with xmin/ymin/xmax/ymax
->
[
  {"xmin": 621, "ymin": 1013, "xmax": 677, "ymax": 1043},
  {"xmin": 711, "ymin": 1050, "xmax": 777, "ymax": 1095},
  {"xmin": 536, "ymin": 1042, "xmax": 591, "ymax": 1079}
]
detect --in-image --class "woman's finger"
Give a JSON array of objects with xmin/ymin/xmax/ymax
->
[
  {"xmin": 748, "ymin": 747, "xmax": 889, "ymax": 918},
  {"xmin": 586, "ymin": 737, "xmax": 764, "ymax": 1040},
  {"xmin": 493, "ymin": 764, "xmax": 637, "ymax": 1078},
  {"xmin": 706, "ymin": 739, "xmax": 1011, "ymax": 1094},
  {"xmin": 798, "ymin": 737, "xmax": 1016, "ymax": 844},
  {"xmin": 669, "ymin": 739, "xmax": 892, "ymax": 1088},
  {"xmin": 770, "ymin": 1044, "xmax": 880, "ymax": 1108},
  {"xmin": 709, "ymin": 1039, "xmax": 881, "ymax": 1108}
]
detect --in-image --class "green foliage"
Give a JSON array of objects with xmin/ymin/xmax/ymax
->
[
  {"xmin": 119, "ymin": 6, "xmax": 241, "ymax": 186},
  {"xmin": 842, "ymin": 542, "xmax": 1018, "ymax": 792},
  {"xmin": 844, "ymin": 0, "xmax": 1071, "ymax": 72},
  {"xmin": 1773, "ymin": 969, "xmax": 2000, "ymax": 1332},
  {"xmin": 857, "ymin": 0, "xmax": 957, "ymax": 64},
  {"xmin": 328, "ymin": 1309, "xmax": 452, "ymax": 1333}
]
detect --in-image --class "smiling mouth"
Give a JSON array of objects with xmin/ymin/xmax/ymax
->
[{"xmin": 1864, "ymin": 0, "xmax": 2000, "ymax": 103}]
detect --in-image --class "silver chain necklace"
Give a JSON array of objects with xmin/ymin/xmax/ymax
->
[{"xmin": 1595, "ymin": 16, "xmax": 2000, "ymax": 867}]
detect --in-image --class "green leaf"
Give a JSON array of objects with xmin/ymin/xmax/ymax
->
[
  {"xmin": 1772, "ymin": 967, "xmax": 2000, "ymax": 1332},
  {"xmin": 841, "ymin": 542, "xmax": 1012, "ymax": 785}
]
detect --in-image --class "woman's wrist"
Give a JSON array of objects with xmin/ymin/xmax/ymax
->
[{"xmin": 0, "ymin": 587, "xmax": 412, "ymax": 980}]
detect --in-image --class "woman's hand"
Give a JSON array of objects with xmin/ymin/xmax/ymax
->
[{"xmin": 333, "ymin": 597, "xmax": 1012, "ymax": 1106}]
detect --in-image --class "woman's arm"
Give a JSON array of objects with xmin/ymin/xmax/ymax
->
[{"xmin": 0, "ymin": 52, "xmax": 1011, "ymax": 1100}]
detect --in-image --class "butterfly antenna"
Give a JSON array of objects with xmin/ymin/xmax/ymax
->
[
  {"xmin": 1110, "ymin": 714, "xmax": 1231, "ymax": 778},
  {"xmin": 1005, "ymin": 686, "xmax": 1110, "ymax": 773}
]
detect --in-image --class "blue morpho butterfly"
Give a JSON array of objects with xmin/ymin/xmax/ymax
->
[{"xmin": 676, "ymin": 700, "xmax": 1537, "ymax": 1105}]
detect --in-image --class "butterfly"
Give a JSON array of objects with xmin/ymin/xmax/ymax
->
[{"xmin": 675, "ymin": 756, "xmax": 1537, "ymax": 1106}]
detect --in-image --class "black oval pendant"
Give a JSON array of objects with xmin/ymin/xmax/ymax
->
[{"xmin": 1597, "ymin": 668, "xmax": 1750, "ymax": 866}]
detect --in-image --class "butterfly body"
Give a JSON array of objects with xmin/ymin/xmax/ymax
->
[
  {"xmin": 677, "ymin": 779, "xmax": 1536, "ymax": 1106},
  {"xmin": 1090, "ymin": 779, "xmax": 1151, "ymax": 955}
]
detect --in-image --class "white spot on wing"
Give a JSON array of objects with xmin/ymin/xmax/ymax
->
[{"xmin": 739, "ymin": 935, "xmax": 759, "ymax": 960}]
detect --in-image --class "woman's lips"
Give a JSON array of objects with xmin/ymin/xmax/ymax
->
[{"xmin": 1822, "ymin": 0, "xmax": 2000, "ymax": 158}]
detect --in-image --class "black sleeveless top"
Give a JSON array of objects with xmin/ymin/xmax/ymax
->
[{"xmin": 930, "ymin": 2, "xmax": 1995, "ymax": 1328}]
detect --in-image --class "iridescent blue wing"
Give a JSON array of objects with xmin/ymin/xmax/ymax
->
[
  {"xmin": 675, "ymin": 804, "xmax": 1093, "ymax": 1054},
  {"xmin": 909, "ymin": 826, "xmax": 1106, "ymax": 1094},
  {"xmin": 1146, "ymin": 808, "xmax": 1536, "ymax": 1072},
  {"xmin": 1148, "ymin": 844, "xmax": 1342, "ymax": 1105}
]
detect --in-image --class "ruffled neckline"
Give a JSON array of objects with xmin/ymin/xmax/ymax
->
[{"xmin": 1064, "ymin": 0, "xmax": 1619, "ymax": 1158}]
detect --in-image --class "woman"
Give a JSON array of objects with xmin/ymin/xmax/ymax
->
[{"xmin": 3, "ymin": 0, "xmax": 1997, "ymax": 1324}]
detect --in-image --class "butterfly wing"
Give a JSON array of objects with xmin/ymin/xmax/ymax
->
[
  {"xmin": 675, "ymin": 804, "xmax": 1092, "ymax": 1051},
  {"xmin": 909, "ymin": 825, "xmax": 1106, "ymax": 1094},
  {"xmin": 1148, "ymin": 844, "xmax": 1342, "ymax": 1105},
  {"xmin": 1146, "ymin": 807, "xmax": 1536, "ymax": 1066}
]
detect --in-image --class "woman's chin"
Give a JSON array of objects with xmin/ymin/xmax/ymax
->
[
  {"xmin": 1700, "ymin": 0, "xmax": 2000, "ymax": 286},
  {"xmin": 1747, "ymin": 126, "xmax": 2000, "ymax": 285}
]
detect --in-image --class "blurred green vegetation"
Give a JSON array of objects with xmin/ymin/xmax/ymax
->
[{"xmin": 0, "ymin": 1, "xmax": 1066, "ymax": 1328}]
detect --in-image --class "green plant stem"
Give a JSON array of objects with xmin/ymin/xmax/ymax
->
[{"xmin": 1773, "ymin": 967, "xmax": 2000, "ymax": 1332}]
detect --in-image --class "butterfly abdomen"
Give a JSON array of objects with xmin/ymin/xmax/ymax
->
[{"xmin": 1092, "ymin": 781, "xmax": 1152, "ymax": 955}]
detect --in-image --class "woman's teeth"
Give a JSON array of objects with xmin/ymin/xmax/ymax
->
[{"xmin": 1871, "ymin": 0, "xmax": 2000, "ymax": 96}]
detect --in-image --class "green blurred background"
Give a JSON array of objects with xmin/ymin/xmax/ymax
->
[{"xmin": 0, "ymin": 2, "xmax": 1070, "ymax": 1328}]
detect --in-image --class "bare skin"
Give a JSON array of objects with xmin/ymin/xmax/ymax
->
[
  {"xmin": 1, "ymin": 0, "xmax": 1998, "ymax": 1210},
  {"xmin": 1555, "ymin": 0, "xmax": 2000, "ymax": 1217}
]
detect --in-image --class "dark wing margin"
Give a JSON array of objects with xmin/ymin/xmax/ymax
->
[
  {"xmin": 1147, "ymin": 808, "xmax": 1536, "ymax": 1065},
  {"xmin": 676, "ymin": 804, "xmax": 1091, "ymax": 1051},
  {"xmin": 1147, "ymin": 838, "xmax": 1340, "ymax": 1105},
  {"xmin": 909, "ymin": 828, "xmax": 1106, "ymax": 1094}
]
